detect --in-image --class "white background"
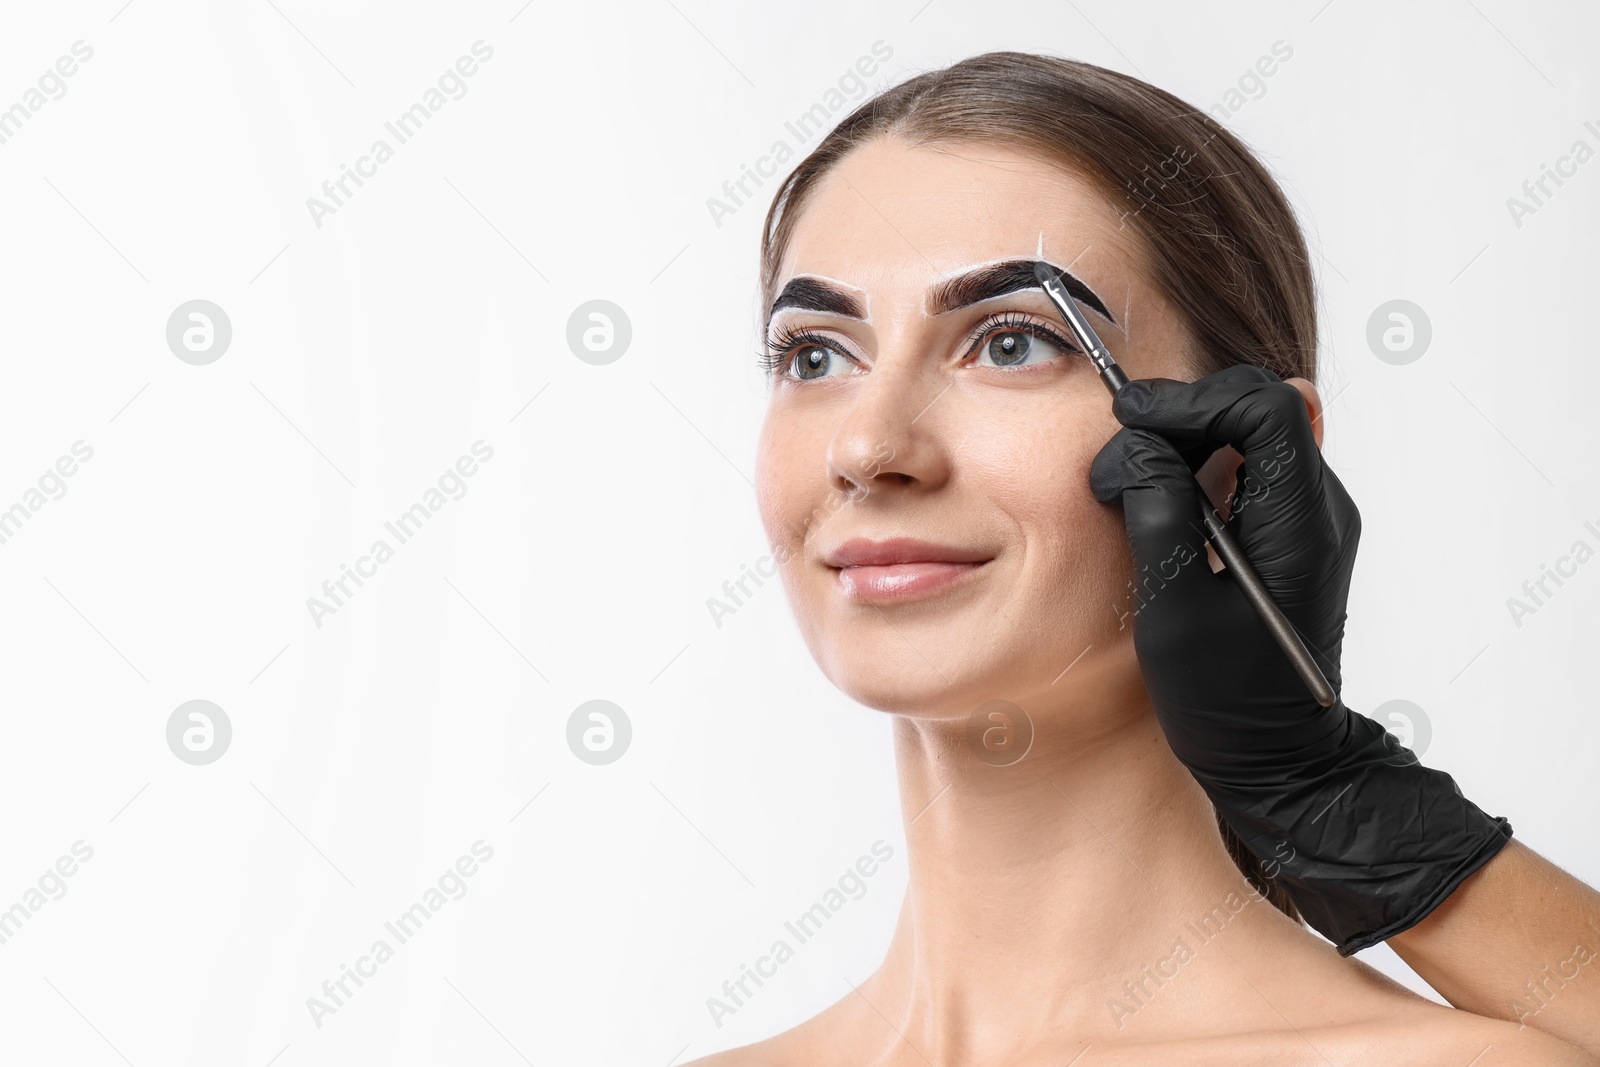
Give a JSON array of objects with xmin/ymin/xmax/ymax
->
[{"xmin": 0, "ymin": 1, "xmax": 1595, "ymax": 1064}]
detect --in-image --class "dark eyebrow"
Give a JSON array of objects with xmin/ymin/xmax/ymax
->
[
  {"xmin": 930, "ymin": 259, "xmax": 1115, "ymax": 324},
  {"xmin": 766, "ymin": 259, "xmax": 1115, "ymax": 330},
  {"xmin": 767, "ymin": 276, "xmax": 866, "ymax": 326}
]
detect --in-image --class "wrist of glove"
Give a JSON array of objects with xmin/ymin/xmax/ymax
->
[
  {"xmin": 1089, "ymin": 366, "xmax": 1511, "ymax": 955},
  {"xmin": 1197, "ymin": 700, "xmax": 1511, "ymax": 955}
]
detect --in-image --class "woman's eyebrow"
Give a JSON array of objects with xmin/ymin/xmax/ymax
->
[
  {"xmin": 929, "ymin": 259, "xmax": 1115, "ymax": 324},
  {"xmin": 767, "ymin": 276, "xmax": 866, "ymax": 326},
  {"xmin": 766, "ymin": 259, "xmax": 1115, "ymax": 328}
]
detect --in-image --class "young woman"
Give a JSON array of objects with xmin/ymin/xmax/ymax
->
[{"xmin": 693, "ymin": 52, "xmax": 1598, "ymax": 1065}]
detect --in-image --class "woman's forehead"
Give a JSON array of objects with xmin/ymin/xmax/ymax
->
[{"xmin": 775, "ymin": 138, "xmax": 1141, "ymax": 306}]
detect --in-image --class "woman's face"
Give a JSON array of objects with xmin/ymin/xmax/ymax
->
[{"xmin": 754, "ymin": 137, "xmax": 1204, "ymax": 721}]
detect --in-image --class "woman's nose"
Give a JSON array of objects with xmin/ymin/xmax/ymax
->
[{"xmin": 824, "ymin": 356, "xmax": 950, "ymax": 500}]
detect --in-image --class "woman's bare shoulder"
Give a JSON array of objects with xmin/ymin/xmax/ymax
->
[
  {"xmin": 681, "ymin": 1007, "xmax": 1597, "ymax": 1067},
  {"xmin": 679, "ymin": 1017, "xmax": 828, "ymax": 1067},
  {"xmin": 1304, "ymin": 1000, "xmax": 1598, "ymax": 1066},
  {"xmin": 681, "ymin": 1041, "xmax": 789, "ymax": 1067},
  {"xmin": 1216, "ymin": 945, "xmax": 1598, "ymax": 1065},
  {"xmin": 679, "ymin": 992, "xmax": 867, "ymax": 1067},
  {"xmin": 679, "ymin": 960, "xmax": 1599, "ymax": 1067}
]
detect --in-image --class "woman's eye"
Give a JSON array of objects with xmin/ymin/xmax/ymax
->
[
  {"xmin": 790, "ymin": 343, "xmax": 852, "ymax": 380},
  {"xmin": 973, "ymin": 329, "xmax": 1067, "ymax": 369}
]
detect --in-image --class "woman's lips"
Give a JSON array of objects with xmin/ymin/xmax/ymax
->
[
  {"xmin": 823, "ymin": 537, "xmax": 994, "ymax": 603},
  {"xmin": 834, "ymin": 559, "xmax": 989, "ymax": 603}
]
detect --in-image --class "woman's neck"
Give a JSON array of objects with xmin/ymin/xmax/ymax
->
[{"xmin": 864, "ymin": 657, "xmax": 1284, "ymax": 1058}]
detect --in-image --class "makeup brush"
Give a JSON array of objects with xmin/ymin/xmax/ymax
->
[{"xmin": 1032, "ymin": 261, "xmax": 1338, "ymax": 708}]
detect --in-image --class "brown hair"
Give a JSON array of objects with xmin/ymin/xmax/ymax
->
[{"xmin": 757, "ymin": 50, "xmax": 1314, "ymax": 920}]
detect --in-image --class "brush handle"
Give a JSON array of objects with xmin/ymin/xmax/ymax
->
[
  {"xmin": 1198, "ymin": 504, "xmax": 1338, "ymax": 707},
  {"xmin": 1094, "ymin": 359, "xmax": 1333, "ymax": 706},
  {"xmin": 1038, "ymin": 258, "xmax": 1338, "ymax": 708},
  {"xmin": 1091, "ymin": 367, "xmax": 1511, "ymax": 958},
  {"xmin": 1098, "ymin": 361, "xmax": 1130, "ymax": 392}
]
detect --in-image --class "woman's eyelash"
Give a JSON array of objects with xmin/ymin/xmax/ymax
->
[
  {"xmin": 967, "ymin": 312, "xmax": 1082, "ymax": 361},
  {"xmin": 758, "ymin": 326, "xmax": 836, "ymax": 375},
  {"xmin": 759, "ymin": 312, "xmax": 1083, "ymax": 378}
]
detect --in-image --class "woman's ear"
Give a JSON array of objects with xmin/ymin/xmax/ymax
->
[{"xmin": 1283, "ymin": 376, "xmax": 1324, "ymax": 450}]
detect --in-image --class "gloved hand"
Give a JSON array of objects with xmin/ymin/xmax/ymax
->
[{"xmin": 1088, "ymin": 363, "xmax": 1512, "ymax": 955}]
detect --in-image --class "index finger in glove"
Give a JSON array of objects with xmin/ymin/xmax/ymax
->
[
  {"xmin": 1110, "ymin": 366, "xmax": 1353, "ymax": 579},
  {"xmin": 1089, "ymin": 425, "xmax": 1224, "ymax": 623}
]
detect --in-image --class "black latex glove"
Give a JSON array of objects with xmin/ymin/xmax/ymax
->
[{"xmin": 1088, "ymin": 364, "xmax": 1512, "ymax": 955}]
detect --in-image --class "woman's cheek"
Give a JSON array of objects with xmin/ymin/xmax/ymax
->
[
  {"xmin": 754, "ymin": 415, "xmax": 832, "ymax": 640},
  {"xmin": 1020, "ymin": 417, "xmax": 1132, "ymax": 636},
  {"xmin": 754, "ymin": 416, "xmax": 807, "ymax": 555},
  {"xmin": 1067, "ymin": 423, "xmax": 1136, "ymax": 606}
]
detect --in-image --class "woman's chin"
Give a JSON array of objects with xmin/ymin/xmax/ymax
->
[{"xmin": 818, "ymin": 652, "xmax": 1027, "ymax": 719}]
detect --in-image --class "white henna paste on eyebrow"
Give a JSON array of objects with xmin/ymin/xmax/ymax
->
[
  {"xmin": 914, "ymin": 253, "xmax": 1081, "ymax": 318},
  {"xmin": 919, "ymin": 255, "xmax": 1014, "ymax": 317}
]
